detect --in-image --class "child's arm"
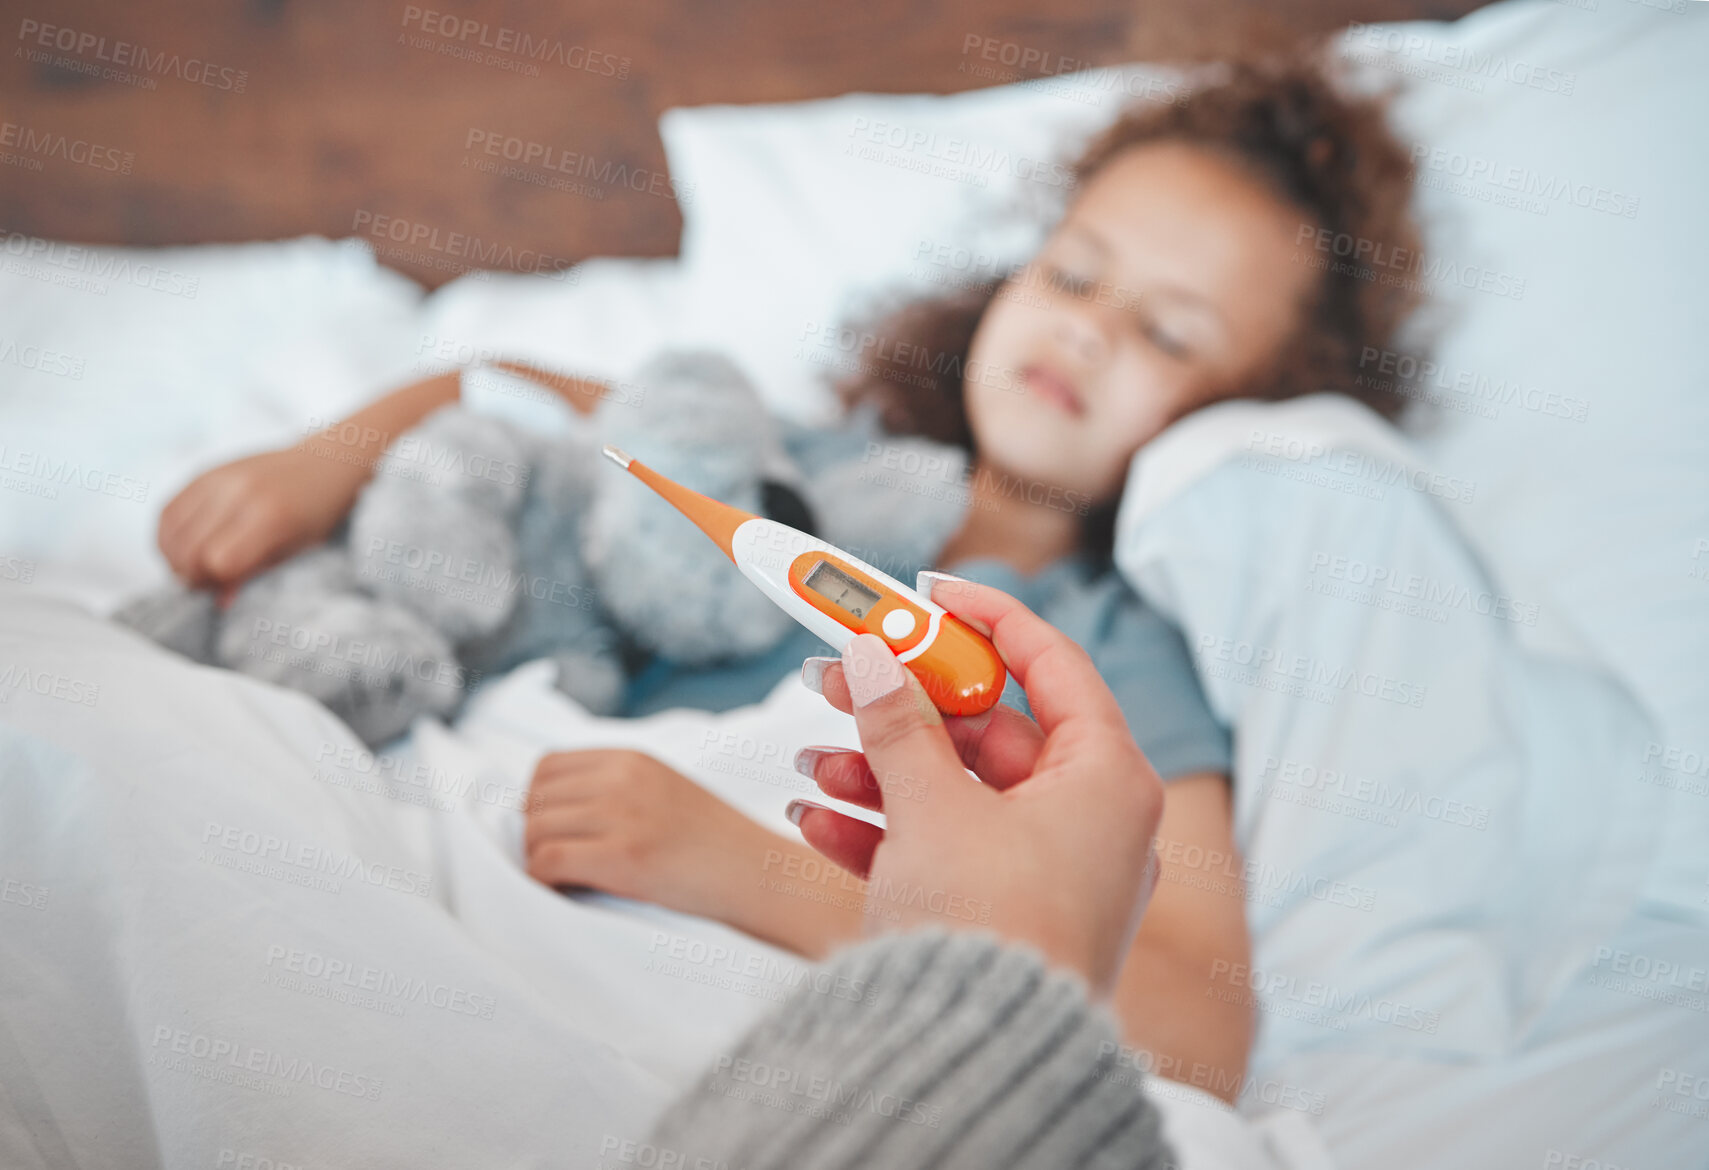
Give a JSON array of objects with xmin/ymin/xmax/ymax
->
[
  {"xmin": 157, "ymin": 363, "xmax": 611, "ymax": 592},
  {"xmin": 525, "ymin": 748, "xmax": 866, "ymax": 960},
  {"xmin": 158, "ymin": 371, "xmax": 460, "ymax": 589},
  {"xmin": 524, "ymin": 754, "xmax": 1255, "ymax": 1096},
  {"xmin": 1110, "ymin": 771, "xmax": 1254, "ymax": 1103}
]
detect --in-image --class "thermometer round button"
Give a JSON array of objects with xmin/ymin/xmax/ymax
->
[{"xmin": 881, "ymin": 609, "xmax": 917, "ymax": 640}]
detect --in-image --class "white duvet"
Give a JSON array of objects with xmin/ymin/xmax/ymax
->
[
  {"xmin": 1118, "ymin": 397, "xmax": 1664, "ymax": 1066},
  {"xmin": 1117, "ymin": 402, "xmax": 1709, "ymax": 1169},
  {"xmin": 0, "ymin": 595, "xmax": 1304, "ymax": 1170}
]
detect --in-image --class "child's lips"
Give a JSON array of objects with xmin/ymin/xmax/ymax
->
[{"xmin": 1023, "ymin": 365, "xmax": 1084, "ymax": 416}]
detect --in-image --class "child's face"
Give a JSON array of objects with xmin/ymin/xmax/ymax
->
[{"xmin": 964, "ymin": 140, "xmax": 1317, "ymax": 503}]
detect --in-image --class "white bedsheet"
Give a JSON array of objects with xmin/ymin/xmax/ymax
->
[{"xmin": 0, "ymin": 593, "xmax": 1301, "ymax": 1170}]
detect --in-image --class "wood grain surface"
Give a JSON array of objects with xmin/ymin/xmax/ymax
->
[{"xmin": 1, "ymin": 0, "xmax": 1486, "ymax": 287}]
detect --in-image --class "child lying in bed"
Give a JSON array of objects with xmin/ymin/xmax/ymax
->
[{"xmin": 156, "ymin": 58, "xmax": 1423, "ymax": 1102}]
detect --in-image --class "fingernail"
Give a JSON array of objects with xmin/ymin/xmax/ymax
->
[
  {"xmin": 915, "ymin": 569, "xmax": 969, "ymax": 601},
  {"xmin": 785, "ymin": 798, "xmax": 830, "ymax": 827},
  {"xmin": 800, "ymin": 656, "xmax": 837, "ymax": 695},
  {"xmin": 793, "ymin": 745, "xmax": 840, "ymax": 779},
  {"xmin": 843, "ymin": 633, "xmax": 907, "ymax": 708}
]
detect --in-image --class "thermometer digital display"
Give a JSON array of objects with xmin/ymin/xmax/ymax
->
[
  {"xmin": 803, "ymin": 561, "xmax": 880, "ymax": 619},
  {"xmin": 602, "ymin": 445, "xmax": 1006, "ymax": 716}
]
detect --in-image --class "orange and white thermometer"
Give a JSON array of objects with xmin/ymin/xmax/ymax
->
[{"xmin": 602, "ymin": 445, "xmax": 1006, "ymax": 716}]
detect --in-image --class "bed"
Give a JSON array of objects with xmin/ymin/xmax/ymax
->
[{"xmin": 3, "ymin": 2, "xmax": 1708, "ymax": 1168}]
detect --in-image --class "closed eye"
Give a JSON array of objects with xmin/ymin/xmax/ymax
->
[{"xmin": 1141, "ymin": 319, "xmax": 1190, "ymax": 359}]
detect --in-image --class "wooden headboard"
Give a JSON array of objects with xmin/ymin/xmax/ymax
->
[{"xmin": 1, "ymin": 0, "xmax": 1485, "ymax": 289}]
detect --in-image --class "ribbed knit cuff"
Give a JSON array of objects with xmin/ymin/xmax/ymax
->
[{"xmin": 648, "ymin": 929, "xmax": 1175, "ymax": 1170}]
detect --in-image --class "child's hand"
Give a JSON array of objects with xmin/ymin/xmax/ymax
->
[
  {"xmin": 523, "ymin": 748, "xmax": 777, "ymax": 923},
  {"xmin": 158, "ymin": 445, "xmax": 362, "ymax": 592}
]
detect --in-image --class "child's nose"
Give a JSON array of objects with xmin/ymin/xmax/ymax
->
[{"xmin": 1052, "ymin": 302, "xmax": 1110, "ymax": 366}]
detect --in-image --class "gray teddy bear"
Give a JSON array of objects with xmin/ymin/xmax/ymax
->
[{"xmin": 116, "ymin": 351, "xmax": 968, "ymax": 747}]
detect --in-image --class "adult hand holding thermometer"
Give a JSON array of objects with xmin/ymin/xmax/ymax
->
[{"xmin": 602, "ymin": 445, "xmax": 1006, "ymax": 716}]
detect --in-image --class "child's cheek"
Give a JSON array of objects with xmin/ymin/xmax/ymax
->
[{"xmin": 1122, "ymin": 360, "xmax": 1202, "ymax": 444}]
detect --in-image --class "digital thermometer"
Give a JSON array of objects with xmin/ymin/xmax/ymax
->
[{"xmin": 602, "ymin": 445, "xmax": 1006, "ymax": 716}]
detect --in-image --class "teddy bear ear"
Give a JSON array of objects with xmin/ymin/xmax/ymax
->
[{"xmin": 759, "ymin": 479, "xmax": 818, "ymax": 537}]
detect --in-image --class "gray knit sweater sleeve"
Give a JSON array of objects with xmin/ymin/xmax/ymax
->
[{"xmin": 647, "ymin": 930, "xmax": 1177, "ymax": 1170}]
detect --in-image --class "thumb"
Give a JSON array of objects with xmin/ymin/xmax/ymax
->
[{"xmin": 839, "ymin": 634, "xmax": 978, "ymax": 827}]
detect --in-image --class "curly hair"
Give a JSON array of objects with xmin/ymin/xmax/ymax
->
[{"xmin": 835, "ymin": 56, "xmax": 1425, "ymax": 459}]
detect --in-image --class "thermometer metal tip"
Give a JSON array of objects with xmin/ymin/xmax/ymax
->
[{"xmin": 601, "ymin": 444, "xmax": 632, "ymax": 469}]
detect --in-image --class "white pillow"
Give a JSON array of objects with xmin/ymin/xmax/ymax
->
[{"xmin": 418, "ymin": 256, "xmax": 697, "ymax": 389}]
